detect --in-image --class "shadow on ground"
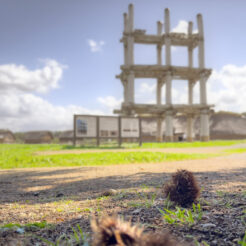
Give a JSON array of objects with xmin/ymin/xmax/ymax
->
[{"xmin": 0, "ymin": 166, "xmax": 245, "ymax": 204}]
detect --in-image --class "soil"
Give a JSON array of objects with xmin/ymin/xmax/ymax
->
[{"xmin": 0, "ymin": 147, "xmax": 245, "ymax": 245}]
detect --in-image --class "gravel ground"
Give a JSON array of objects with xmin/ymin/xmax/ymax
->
[{"xmin": 0, "ymin": 149, "xmax": 245, "ymax": 245}]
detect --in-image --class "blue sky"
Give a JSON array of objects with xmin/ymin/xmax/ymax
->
[{"xmin": 0, "ymin": 0, "xmax": 246, "ymax": 131}]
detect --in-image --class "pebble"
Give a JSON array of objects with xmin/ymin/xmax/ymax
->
[
  {"xmin": 211, "ymin": 240, "xmax": 218, "ymax": 245},
  {"xmin": 201, "ymin": 223, "xmax": 216, "ymax": 228},
  {"xmin": 102, "ymin": 189, "xmax": 117, "ymax": 196},
  {"xmin": 56, "ymin": 192, "xmax": 64, "ymax": 197},
  {"xmin": 33, "ymin": 192, "xmax": 39, "ymax": 197},
  {"xmin": 132, "ymin": 208, "xmax": 142, "ymax": 214},
  {"xmin": 16, "ymin": 228, "xmax": 25, "ymax": 234}
]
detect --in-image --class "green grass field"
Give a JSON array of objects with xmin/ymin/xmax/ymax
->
[
  {"xmin": 65, "ymin": 139, "xmax": 246, "ymax": 149},
  {"xmin": 141, "ymin": 140, "xmax": 246, "ymax": 148},
  {"xmin": 0, "ymin": 140, "xmax": 245, "ymax": 169}
]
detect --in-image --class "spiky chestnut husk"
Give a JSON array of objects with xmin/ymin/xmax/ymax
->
[
  {"xmin": 141, "ymin": 232, "xmax": 181, "ymax": 246},
  {"xmin": 91, "ymin": 216, "xmax": 142, "ymax": 246},
  {"xmin": 163, "ymin": 169, "xmax": 200, "ymax": 207},
  {"xmin": 91, "ymin": 216, "xmax": 181, "ymax": 246}
]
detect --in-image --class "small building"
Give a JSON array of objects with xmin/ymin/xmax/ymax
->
[
  {"xmin": 24, "ymin": 131, "xmax": 53, "ymax": 144},
  {"xmin": 59, "ymin": 130, "xmax": 74, "ymax": 144},
  {"xmin": 0, "ymin": 129, "xmax": 16, "ymax": 143}
]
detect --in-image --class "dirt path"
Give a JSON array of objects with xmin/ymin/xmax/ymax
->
[{"xmin": 0, "ymin": 152, "xmax": 245, "ymax": 203}]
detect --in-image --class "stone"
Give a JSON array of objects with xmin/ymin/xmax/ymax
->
[
  {"xmin": 201, "ymin": 223, "xmax": 216, "ymax": 228},
  {"xmin": 102, "ymin": 189, "xmax": 117, "ymax": 196},
  {"xmin": 56, "ymin": 192, "xmax": 64, "ymax": 198},
  {"xmin": 33, "ymin": 192, "xmax": 39, "ymax": 197}
]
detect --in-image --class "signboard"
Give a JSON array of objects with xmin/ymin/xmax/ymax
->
[
  {"xmin": 121, "ymin": 118, "xmax": 139, "ymax": 138},
  {"xmin": 99, "ymin": 116, "xmax": 118, "ymax": 138},
  {"xmin": 75, "ymin": 115, "xmax": 97, "ymax": 137},
  {"xmin": 73, "ymin": 115, "xmax": 141, "ymax": 146}
]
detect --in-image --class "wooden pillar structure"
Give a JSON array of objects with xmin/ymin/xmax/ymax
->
[{"xmin": 114, "ymin": 4, "xmax": 213, "ymax": 142}]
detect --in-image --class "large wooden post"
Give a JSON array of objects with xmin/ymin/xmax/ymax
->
[
  {"xmin": 165, "ymin": 110, "xmax": 173, "ymax": 142},
  {"xmin": 157, "ymin": 21, "xmax": 162, "ymax": 65},
  {"xmin": 126, "ymin": 4, "xmax": 134, "ymax": 105},
  {"xmin": 197, "ymin": 14, "xmax": 209, "ymax": 142},
  {"xmin": 165, "ymin": 8, "xmax": 171, "ymax": 66}
]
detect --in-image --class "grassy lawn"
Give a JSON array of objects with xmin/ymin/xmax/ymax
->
[
  {"xmin": 0, "ymin": 144, "xmax": 215, "ymax": 169},
  {"xmin": 141, "ymin": 139, "xmax": 246, "ymax": 148},
  {"xmin": 65, "ymin": 139, "xmax": 246, "ymax": 149},
  {"xmin": 224, "ymin": 148, "xmax": 246, "ymax": 154},
  {"xmin": 0, "ymin": 140, "xmax": 245, "ymax": 169}
]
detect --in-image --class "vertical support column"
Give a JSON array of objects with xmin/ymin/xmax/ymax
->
[
  {"xmin": 157, "ymin": 80, "xmax": 162, "ymax": 105},
  {"xmin": 126, "ymin": 4, "xmax": 134, "ymax": 105},
  {"xmin": 165, "ymin": 8, "xmax": 171, "ymax": 66},
  {"xmin": 157, "ymin": 21, "xmax": 162, "ymax": 65},
  {"xmin": 121, "ymin": 79, "xmax": 127, "ymax": 104},
  {"xmin": 127, "ymin": 71, "xmax": 135, "ymax": 103},
  {"xmin": 164, "ymin": 9, "xmax": 172, "ymax": 142},
  {"xmin": 156, "ymin": 118, "xmax": 163, "ymax": 142},
  {"xmin": 197, "ymin": 14, "xmax": 207, "ymax": 105},
  {"xmin": 165, "ymin": 111, "xmax": 173, "ymax": 142},
  {"xmin": 188, "ymin": 80, "xmax": 194, "ymax": 104},
  {"xmin": 165, "ymin": 72, "xmax": 172, "ymax": 105},
  {"xmin": 197, "ymin": 14, "xmax": 205, "ymax": 69},
  {"xmin": 127, "ymin": 4, "xmax": 134, "ymax": 65},
  {"xmin": 187, "ymin": 115, "xmax": 193, "ymax": 142},
  {"xmin": 200, "ymin": 109, "xmax": 209, "ymax": 141},
  {"xmin": 200, "ymin": 75, "xmax": 207, "ymax": 104},
  {"xmin": 123, "ymin": 13, "xmax": 128, "ymax": 66},
  {"xmin": 197, "ymin": 14, "xmax": 209, "ymax": 141},
  {"xmin": 187, "ymin": 21, "xmax": 194, "ymax": 142},
  {"xmin": 188, "ymin": 21, "xmax": 193, "ymax": 68}
]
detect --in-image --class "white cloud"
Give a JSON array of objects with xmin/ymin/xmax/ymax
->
[
  {"xmin": 97, "ymin": 96, "xmax": 122, "ymax": 113},
  {"xmin": 87, "ymin": 39, "xmax": 105, "ymax": 52},
  {"xmin": 172, "ymin": 20, "xmax": 198, "ymax": 34},
  {"xmin": 207, "ymin": 64, "xmax": 246, "ymax": 112},
  {"xmin": 0, "ymin": 91, "xmax": 103, "ymax": 131},
  {"xmin": 0, "ymin": 59, "xmax": 65, "ymax": 93},
  {"xmin": 172, "ymin": 20, "xmax": 188, "ymax": 33},
  {"xmin": 0, "ymin": 59, "xmax": 104, "ymax": 131},
  {"xmin": 139, "ymin": 82, "xmax": 156, "ymax": 93}
]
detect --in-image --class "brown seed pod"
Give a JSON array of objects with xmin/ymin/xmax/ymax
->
[
  {"xmin": 91, "ymin": 216, "xmax": 142, "ymax": 246},
  {"xmin": 91, "ymin": 216, "xmax": 181, "ymax": 246},
  {"xmin": 163, "ymin": 169, "xmax": 200, "ymax": 207}
]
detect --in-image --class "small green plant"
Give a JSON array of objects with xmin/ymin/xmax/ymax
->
[
  {"xmin": 135, "ymin": 189, "xmax": 157, "ymax": 208},
  {"xmin": 194, "ymin": 240, "xmax": 210, "ymax": 246},
  {"xmin": 192, "ymin": 203, "xmax": 203, "ymax": 221},
  {"xmin": 1, "ymin": 221, "xmax": 51, "ymax": 230},
  {"xmin": 238, "ymin": 231, "xmax": 246, "ymax": 246},
  {"xmin": 216, "ymin": 190, "xmax": 225, "ymax": 197},
  {"xmin": 241, "ymin": 210, "xmax": 246, "ymax": 226},
  {"xmin": 127, "ymin": 201, "xmax": 142, "ymax": 207},
  {"xmin": 37, "ymin": 224, "xmax": 89, "ymax": 246},
  {"xmin": 163, "ymin": 194, "xmax": 173, "ymax": 210},
  {"xmin": 145, "ymin": 192, "xmax": 157, "ymax": 208},
  {"xmin": 159, "ymin": 203, "xmax": 203, "ymax": 226}
]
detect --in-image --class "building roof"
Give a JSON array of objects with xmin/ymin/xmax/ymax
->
[
  {"xmin": 59, "ymin": 130, "xmax": 73, "ymax": 139},
  {"xmin": 24, "ymin": 131, "xmax": 53, "ymax": 140}
]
